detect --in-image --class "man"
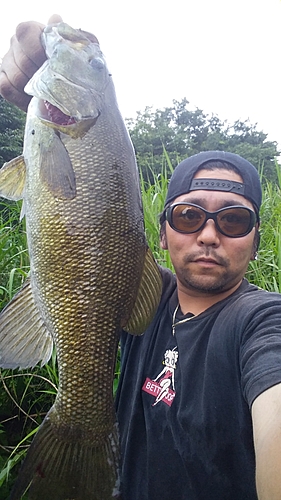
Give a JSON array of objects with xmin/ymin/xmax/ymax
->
[{"xmin": 1, "ymin": 17, "xmax": 281, "ymax": 500}]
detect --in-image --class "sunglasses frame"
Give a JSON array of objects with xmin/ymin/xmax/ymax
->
[{"xmin": 165, "ymin": 202, "xmax": 257, "ymax": 238}]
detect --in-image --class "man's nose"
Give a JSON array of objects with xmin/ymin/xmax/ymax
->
[{"xmin": 196, "ymin": 219, "xmax": 220, "ymax": 246}]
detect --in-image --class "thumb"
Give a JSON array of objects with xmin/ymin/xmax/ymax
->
[{"xmin": 47, "ymin": 14, "xmax": 63, "ymax": 24}]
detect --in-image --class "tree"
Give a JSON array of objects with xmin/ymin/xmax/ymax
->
[
  {"xmin": 221, "ymin": 120, "xmax": 279, "ymax": 181},
  {"xmin": 126, "ymin": 98, "xmax": 280, "ymax": 183}
]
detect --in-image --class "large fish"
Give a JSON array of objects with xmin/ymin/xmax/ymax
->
[{"xmin": 0, "ymin": 22, "xmax": 162, "ymax": 499}]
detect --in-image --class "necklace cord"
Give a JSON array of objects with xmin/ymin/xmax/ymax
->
[{"xmin": 172, "ymin": 303, "xmax": 197, "ymax": 335}]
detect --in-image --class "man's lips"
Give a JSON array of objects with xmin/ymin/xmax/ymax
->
[
  {"xmin": 183, "ymin": 252, "xmax": 229, "ymax": 268},
  {"xmin": 193, "ymin": 257, "xmax": 220, "ymax": 265},
  {"xmin": 190, "ymin": 257, "xmax": 225, "ymax": 269}
]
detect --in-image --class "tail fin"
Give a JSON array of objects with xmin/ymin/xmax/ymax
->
[{"xmin": 9, "ymin": 409, "xmax": 121, "ymax": 500}]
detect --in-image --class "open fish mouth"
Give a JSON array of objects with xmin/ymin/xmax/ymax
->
[
  {"xmin": 37, "ymin": 98, "xmax": 99, "ymax": 139},
  {"xmin": 44, "ymin": 100, "xmax": 77, "ymax": 126}
]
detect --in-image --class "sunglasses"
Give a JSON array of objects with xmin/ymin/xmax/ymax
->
[{"xmin": 165, "ymin": 203, "xmax": 257, "ymax": 238}]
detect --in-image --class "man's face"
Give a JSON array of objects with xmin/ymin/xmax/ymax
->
[{"xmin": 161, "ymin": 169, "xmax": 258, "ymax": 296}]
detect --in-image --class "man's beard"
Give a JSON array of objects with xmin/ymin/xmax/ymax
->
[{"xmin": 176, "ymin": 250, "xmax": 236, "ymax": 295}]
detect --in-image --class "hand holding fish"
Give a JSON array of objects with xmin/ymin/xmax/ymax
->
[{"xmin": 0, "ymin": 15, "xmax": 63, "ymax": 111}]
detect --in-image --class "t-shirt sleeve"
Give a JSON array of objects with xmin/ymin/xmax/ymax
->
[{"xmin": 240, "ymin": 293, "xmax": 281, "ymax": 407}]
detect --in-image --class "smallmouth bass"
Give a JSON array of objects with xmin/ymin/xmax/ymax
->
[{"xmin": 0, "ymin": 22, "xmax": 162, "ymax": 499}]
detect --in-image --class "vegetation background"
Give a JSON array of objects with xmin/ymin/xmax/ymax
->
[{"xmin": 0, "ymin": 95, "xmax": 280, "ymax": 497}]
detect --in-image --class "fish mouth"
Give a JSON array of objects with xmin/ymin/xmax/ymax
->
[
  {"xmin": 43, "ymin": 101, "xmax": 77, "ymax": 126},
  {"xmin": 36, "ymin": 99, "xmax": 99, "ymax": 139}
]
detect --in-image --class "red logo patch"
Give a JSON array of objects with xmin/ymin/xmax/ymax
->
[{"xmin": 142, "ymin": 377, "xmax": 176, "ymax": 407}]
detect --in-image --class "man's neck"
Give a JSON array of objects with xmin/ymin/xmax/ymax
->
[{"xmin": 177, "ymin": 279, "xmax": 243, "ymax": 316}]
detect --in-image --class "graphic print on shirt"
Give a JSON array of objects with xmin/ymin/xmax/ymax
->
[{"xmin": 142, "ymin": 347, "xmax": 178, "ymax": 407}]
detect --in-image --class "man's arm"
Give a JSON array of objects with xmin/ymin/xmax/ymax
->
[
  {"xmin": 252, "ymin": 383, "xmax": 281, "ymax": 499},
  {"xmin": 0, "ymin": 14, "xmax": 62, "ymax": 111}
]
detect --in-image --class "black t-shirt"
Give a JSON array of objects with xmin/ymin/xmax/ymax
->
[{"xmin": 115, "ymin": 267, "xmax": 281, "ymax": 500}]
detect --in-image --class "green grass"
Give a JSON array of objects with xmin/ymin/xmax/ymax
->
[
  {"xmin": 0, "ymin": 162, "xmax": 280, "ymax": 496},
  {"xmin": 246, "ymin": 166, "xmax": 281, "ymax": 292},
  {"xmin": 0, "ymin": 201, "xmax": 29, "ymax": 310}
]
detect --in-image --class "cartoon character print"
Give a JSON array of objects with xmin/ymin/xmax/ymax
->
[{"xmin": 142, "ymin": 347, "xmax": 178, "ymax": 407}]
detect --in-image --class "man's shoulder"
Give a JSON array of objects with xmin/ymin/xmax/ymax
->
[
  {"xmin": 218, "ymin": 279, "xmax": 281, "ymax": 334},
  {"xmin": 206, "ymin": 280, "xmax": 281, "ymax": 332},
  {"xmin": 237, "ymin": 279, "xmax": 281, "ymax": 305}
]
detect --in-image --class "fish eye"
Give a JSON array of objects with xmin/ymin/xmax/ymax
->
[{"xmin": 90, "ymin": 57, "xmax": 105, "ymax": 70}]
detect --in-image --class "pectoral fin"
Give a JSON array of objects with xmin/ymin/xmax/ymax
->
[
  {"xmin": 0, "ymin": 155, "xmax": 26, "ymax": 200},
  {"xmin": 123, "ymin": 248, "xmax": 162, "ymax": 335},
  {"xmin": 0, "ymin": 280, "xmax": 53, "ymax": 369},
  {"xmin": 39, "ymin": 131, "xmax": 76, "ymax": 199}
]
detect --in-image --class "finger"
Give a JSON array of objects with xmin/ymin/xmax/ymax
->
[
  {"xmin": 2, "ymin": 34, "xmax": 40, "ymax": 81},
  {"xmin": 0, "ymin": 71, "xmax": 31, "ymax": 111},
  {"xmin": 47, "ymin": 14, "xmax": 63, "ymax": 24},
  {"xmin": 0, "ymin": 35, "xmax": 38, "ymax": 107},
  {"xmin": 0, "ymin": 17, "xmax": 62, "ymax": 112},
  {"xmin": 16, "ymin": 21, "xmax": 46, "ymax": 68}
]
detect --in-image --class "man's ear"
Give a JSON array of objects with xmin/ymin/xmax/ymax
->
[
  {"xmin": 250, "ymin": 228, "xmax": 260, "ymax": 261},
  {"xmin": 160, "ymin": 230, "xmax": 168, "ymax": 250}
]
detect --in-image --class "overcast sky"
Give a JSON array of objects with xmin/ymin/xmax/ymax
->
[{"xmin": 1, "ymin": 0, "xmax": 280, "ymax": 149}]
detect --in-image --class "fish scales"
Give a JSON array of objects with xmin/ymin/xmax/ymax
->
[
  {"xmin": 0, "ymin": 22, "xmax": 162, "ymax": 499},
  {"xmin": 26, "ymin": 104, "xmax": 144, "ymax": 430}
]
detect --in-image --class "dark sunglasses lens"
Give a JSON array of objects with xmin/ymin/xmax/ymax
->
[
  {"xmin": 168, "ymin": 204, "xmax": 255, "ymax": 237},
  {"xmin": 171, "ymin": 205, "xmax": 206, "ymax": 233},
  {"xmin": 217, "ymin": 208, "xmax": 253, "ymax": 236}
]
